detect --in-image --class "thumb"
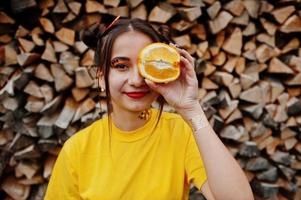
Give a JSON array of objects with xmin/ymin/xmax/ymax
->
[{"xmin": 145, "ymin": 79, "xmax": 164, "ymax": 94}]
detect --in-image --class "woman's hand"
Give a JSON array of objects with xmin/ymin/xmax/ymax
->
[{"xmin": 145, "ymin": 44, "xmax": 200, "ymax": 114}]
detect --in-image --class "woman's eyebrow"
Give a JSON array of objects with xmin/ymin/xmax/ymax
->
[{"xmin": 111, "ymin": 56, "xmax": 130, "ymax": 64}]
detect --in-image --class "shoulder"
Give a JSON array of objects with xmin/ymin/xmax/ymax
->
[
  {"xmin": 158, "ymin": 110, "xmax": 192, "ymax": 140},
  {"xmin": 62, "ymin": 116, "xmax": 107, "ymax": 154}
]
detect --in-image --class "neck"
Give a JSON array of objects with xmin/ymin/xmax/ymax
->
[{"xmin": 111, "ymin": 108, "xmax": 151, "ymax": 132}]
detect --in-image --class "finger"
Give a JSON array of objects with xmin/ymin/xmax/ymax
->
[
  {"xmin": 178, "ymin": 48, "xmax": 195, "ymax": 65},
  {"xmin": 145, "ymin": 79, "xmax": 164, "ymax": 94},
  {"xmin": 180, "ymin": 56, "xmax": 196, "ymax": 78}
]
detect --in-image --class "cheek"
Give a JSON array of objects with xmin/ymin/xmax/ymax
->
[
  {"xmin": 149, "ymin": 91, "xmax": 160, "ymax": 101},
  {"xmin": 108, "ymin": 72, "xmax": 126, "ymax": 92}
]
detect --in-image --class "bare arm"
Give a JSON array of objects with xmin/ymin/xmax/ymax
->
[
  {"xmin": 178, "ymin": 105, "xmax": 254, "ymax": 200},
  {"xmin": 146, "ymin": 45, "xmax": 254, "ymax": 200}
]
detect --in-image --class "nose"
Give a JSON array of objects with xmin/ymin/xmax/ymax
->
[{"xmin": 128, "ymin": 65, "xmax": 145, "ymax": 87}]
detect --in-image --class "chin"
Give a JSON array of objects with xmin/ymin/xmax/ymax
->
[{"xmin": 124, "ymin": 103, "xmax": 152, "ymax": 112}]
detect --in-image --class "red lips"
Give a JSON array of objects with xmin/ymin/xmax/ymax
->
[{"xmin": 125, "ymin": 91, "xmax": 149, "ymax": 99}]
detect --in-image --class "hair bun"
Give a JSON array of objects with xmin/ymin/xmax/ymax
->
[
  {"xmin": 158, "ymin": 25, "xmax": 173, "ymax": 43},
  {"xmin": 80, "ymin": 23, "xmax": 106, "ymax": 49}
]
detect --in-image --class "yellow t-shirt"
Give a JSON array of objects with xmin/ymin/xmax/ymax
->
[{"xmin": 44, "ymin": 109, "xmax": 207, "ymax": 200}]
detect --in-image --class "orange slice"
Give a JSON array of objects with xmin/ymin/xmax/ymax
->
[{"xmin": 138, "ymin": 43, "xmax": 180, "ymax": 83}]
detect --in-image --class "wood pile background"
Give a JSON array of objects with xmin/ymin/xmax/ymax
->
[{"xmin": 0, "ymin": 0, "xmax": 301, "ymax": 199}]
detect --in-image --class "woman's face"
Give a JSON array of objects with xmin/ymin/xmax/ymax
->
[{"xmin": 106, "ymin": 30, "xmax": 159, "ymax": 113}]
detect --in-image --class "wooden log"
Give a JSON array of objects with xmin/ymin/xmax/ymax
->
[
  {"xmin": 225, "ymin": 108, "xmax": 241, "ymax": 124},
  {"xmin": 5, "ymin": 44, "xmax": 18, "ymax": 65},
  {"xmin": 260, "ymin": 18, "xmax": 277, "ymax": 35},
  {"xmin": 209, "ymin": 11, "xmax": 233, "ymax": 34},
  {"xmin": 1, "ymin": 176, "xmax": 30, "ymax": 200},
  {"xmin": 190, "ymin": 24, "xmax": 206, "ymax": 40},
  {"xmin": 15, "ymin": 25, "xmax": 29, "ymax": 38},
  {"xmin": 68, "ymin": 1, "xmax": 82, "ymax": 16},
  {"xmin": 74, "ymin": 41, "xmax": 88, "ymax": 54},
  {"xmin": 224, "ymin": 0, "xmax": 245, "ymax": 16},
  {"xmin": 256, "ymin": 33, "xmax": 275, "ymax": 47},
  {"xmin": 285, "ymin": 73, "xmax": 301, "ymax": 86},
  {"xmin": 1, "ymin": 95, "xmax": 18, "ymax": 111},
  {"xmin": 288, "ymin": 55, "xmax": 301, "ymax": 72},
  {"xmin": 35, "ymin": 63, "xmax": 54, "ymax": 82},
  {"xmin": 211, "ymin": 51, "xmax": 225, "ymax": 66},
  {"xmin": 231, "ymin": 10, "xmax": 249, "ymax": 25},
  {"xmin": 178, "ymin": 6, "xmax": 202, "ymax": 22},
  {"xmin": 271, "ymin": 6, "xmax": 295, "ymax": 24},
  {"xmin": 243, "ymin": 0, "xmax": 259, "ymax": 18},
  {"xmin": 259, "ymin": 1, "xmax": 274, "ymax": 15},
  {"xmin": 14, "ymin": 145, "xmax": 41, "ymax": 160},
  {"xmin": 53, "ymin": 0, "xmax": 68, "ymax": 13},
  {"xmin": 0, "ymin": 11, "xmax": 15, "ymax": 24},
  {"xmin": 104, "ymin": 0, "xmax": 120, "ymax": 7},
  {"xmin": 72, "ymin": 98, "xmax": 96, "ymax": 122},
  {"xmin": 279, "ymin": 15, "xmax": 301, "ymax": 33},
  {"xmin": 206, "ymin": 1, "xmax": 221, "ymax": 19},
  {"xmin": 0, "ymin": 34, "xmax": 12, "ymax": 43},
  {"xmin": 25, "ymin": 96, "xmax": 45, "ymax": 113},
  {"xmin": 220, "ymin": 125, "xmax": 244, "ymax": 141},
  {"xmin": 15, "ymin": 161, "xmax": 39, "ymax": 179},
  {"xmin": 235, "ymin": 56, "xmax": 246, "ymax": 75},
  {"xmin": 127, "ymin": 0, "xmax": 143, "ymax": 8},
  {"xmin": 218, "ymin": 100, "xmax": 238, "ymax": 120},
  {"xmin": 107, "ymin": 6, "xmax": 129, "ymax": 17},
  {"xmin": 171, "ymin": 20, "xmax": 194, "ymax": 32},
  {"xmin": 53, "ymin": 41, "xmax": 69, "ymax": 53},
  {"xmin": 211, "ymin": 71, "xmax": 233, "ymax": 87},
  {"xmin": 18, "ymin": 38, "xmax": 35, "ymax": 53},
  {"xmin": 131, "ymin": 3, "xmax": 147, "ymax": 20},
  {"xmin": 59, "ymin": 52, "xmax": 79, "ymax": 75},
  {"xmin": 40, "ymin": 84, "xmax": 54, "ymax": 103},
  {"xmin": 43, "ymin": 154, "xmax": 56, "ymax": 179},
  {"xmin": 287, "ymin": 97, "xmax": 301, "ymax": 116},
  {"xmin": 55, "ymin": 98, "xmax": 78, "ymax": 129},
  {"xmin": 55, "ymin": 27, "xmax": 75, "ymax": 46},
  {"xmin": 31, "ymin": 33, "xmax": 44, "ymax": 46},
  {"xmin": 41, "ymin": 40, "xmax": 57, "ymax": 63},
  {"xmin": 72, "ymin": 87, "xmax": 89, "ymax": 102},
  {"xmin": 80, "ymin": 49, "xmax": 94, "ymax": 66},
  {"xmin": 242, "ymin": 22, "xmax": 257, "ymax": 36},
  {"xmin": 240, "ymin": 71, "xmax": 259, "ymax": 90},
  {"xmin": 39, "ymin": 17, "xmax": 55, "ymax": 34},
  {"xmin": 75, "ymin": 67, "xmax": 94, "ymax": 88},
  {"xmin": 37, "ymin": 112, "xmax": 59, "ymax": 139},
  {"xmin": 202, "ymin": 62, "xmax": 215, "ymax": 76},
  {"xmin": 227, "ymin": 78, "xmax": 241, "ymax": 99},
  {"xmin": 17, "ymin": 52, "xmax": 40, "ymax": 66},
  {"xmin": 41, "ymin": 95, "xmax": 63, "ymax": 114},
  {"xmin": 268, "ymin": 57, "xmax": 294, "ymax": 74},
  {"xmin": 50, "ymin": 64, "xmax": 73, "ymax": 92},
  {"xmin": 255, "ymin": 44, "xmax": 277, "ymax": 64},
  {"xmin": 239, "ymin": 85, "xmax": 263, "ymax": 103},
  {"xmin": 148, "ymin": 3, "xmax": 176, "ymax": 23},
  {"xmin": 85, "ymin": 0, "xmax": 107, "ymax": 14},
  {"xmin": 172, "ymin": 34, "xmax": 191, "ymax": 49},
  {"xmin": 202, "ymin": 77, "xmax": 218, "ymax": 90},
  {"xmin": 24, "ymin": 81, "xmax": 43, "ymax": 98},
  {"xmin": 222, "ymin": 27, "xmax": 242, "ymax": 56}
]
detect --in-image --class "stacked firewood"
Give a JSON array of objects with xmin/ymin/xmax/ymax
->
[{"xmin": 0, "ymin": 0, "xmax": 301, "ymax": 199}]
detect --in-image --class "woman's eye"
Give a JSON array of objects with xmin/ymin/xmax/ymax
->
[{"xmin": 114, "ymin": 64, "xmax": 128, "ymax": 70}]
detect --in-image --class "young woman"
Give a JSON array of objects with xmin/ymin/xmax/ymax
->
[{"xmin": 45, "ymin": 18, "xmax": 254, "ymax": 200}]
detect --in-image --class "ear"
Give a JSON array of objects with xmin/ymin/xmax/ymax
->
[{"xmin": 97, "ymin": 70, "xmax": 106, "ymax": 90}]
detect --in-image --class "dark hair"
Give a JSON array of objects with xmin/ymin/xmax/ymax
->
[{"xmin": 81, "ymin": 18, "xmax": 172, "ymax": 146}]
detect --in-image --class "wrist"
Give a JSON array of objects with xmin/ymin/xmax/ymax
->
[{"xmin": 177, "ymin": 103, "xmax": 210, "ymax": 132}]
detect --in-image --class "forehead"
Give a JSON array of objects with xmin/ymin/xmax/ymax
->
[{"xmin": 111, "ymin": 31, "xmax": 153, "ymax": 59}]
